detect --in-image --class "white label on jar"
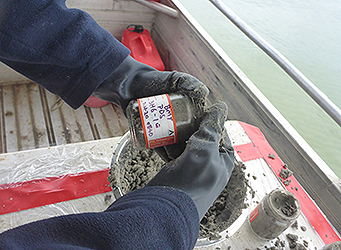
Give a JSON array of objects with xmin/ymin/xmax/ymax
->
[{"xmin": 137, "ymin": 94, "xmax": 178, "ymax": 149}]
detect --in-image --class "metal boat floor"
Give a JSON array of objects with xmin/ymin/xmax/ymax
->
[{"xmin": 0, "ymin": 81, "xmax": 129, "ymax": 154}]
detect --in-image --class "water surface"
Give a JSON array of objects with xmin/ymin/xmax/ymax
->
[{"xmin": 179, "ymin": 0, "xmax": 341, "ymax": 177}]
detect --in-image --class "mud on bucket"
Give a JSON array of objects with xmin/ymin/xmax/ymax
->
[{"xmin": 108, "ymin": 132, "xmax": 252, "ymax": 245}]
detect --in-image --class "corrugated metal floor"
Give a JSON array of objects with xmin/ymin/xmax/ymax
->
[{"xmin": 0, "ymin": 82, "xmax": 129, "ymax": 153}]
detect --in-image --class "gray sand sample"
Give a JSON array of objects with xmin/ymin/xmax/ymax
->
[
  {"xmin": 286, "ymin": 233, "xmax": 307, "ymax": 250},
  {"xmin": 280, "ymin": 168, "xmax": 293, "ymax": 180},
  {"xmin": 108, "ymin": 139, "xmax": 164, "ymax": 193}
]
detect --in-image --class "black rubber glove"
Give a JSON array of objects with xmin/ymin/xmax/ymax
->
[
  {"xmin": 93, "ymin": 55, "xmax": 208, "ymax": 112},
  {"xmin": 146, "ymin": 102, "xmax": 235, "ymax": 220},
  {"xmin": 93, "ymin": 55, "xmax": 209, "ymax": 161}
]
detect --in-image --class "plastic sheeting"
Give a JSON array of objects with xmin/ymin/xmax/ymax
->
[{"xmin": 0, "ymin": 137, "xmax": 120, "ymax": 233}]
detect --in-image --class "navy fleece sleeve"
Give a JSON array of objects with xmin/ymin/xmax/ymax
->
[
  {"xmin": 0, "ymin": 186, "xmax": 200, "ymax": 250},
  {"xmin": 0, "ymin": 0, "xmax": 130, "ymax": 109}
]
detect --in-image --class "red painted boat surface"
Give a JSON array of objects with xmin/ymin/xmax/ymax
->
[
  {"xmin": 0, "ymin": 169, "xmax": 111, "ymax": 215},
  {"xmin": 83, "ymin": 95, "xmax": 110, "ymax": 108}
]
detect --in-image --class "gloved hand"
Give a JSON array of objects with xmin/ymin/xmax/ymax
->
[
  {"xmin": 93, "ymin": 55, "xmax": 209, "ymax": 112},
  {"xmin": 93, "ymin": 55, "xmax": 209, "ymax": 161},
  {"xmin": 146, "ymin": 102, "xmax": 235, "ymax": 220}
]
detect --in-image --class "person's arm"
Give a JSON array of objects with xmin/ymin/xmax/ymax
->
[
  {"xmin": 0, "ymin": 0, "xmax": 209, "ymax": 116},
  {"xmin": 0, "ymin": 186, "xmax": 199, "ymax": 250},
  {"xmin": 0, "ymin": 0, "xmax": 130, "ymax": 109}
]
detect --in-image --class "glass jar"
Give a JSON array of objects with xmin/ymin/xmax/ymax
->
[
  {"xmin": 248, "ymin": 189, "xmax": 301, "ymax": 240},
  {"xmin": 126, "ymin": 92, "xmax": 202, "ymax": 150}
]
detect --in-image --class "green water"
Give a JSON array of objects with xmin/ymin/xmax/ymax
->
[{"xmin": 178, "ymin": 0, "xmax": 341, "ymax": 177}]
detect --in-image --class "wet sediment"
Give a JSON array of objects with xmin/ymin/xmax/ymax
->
[{"xmin": 108, "ymin": 139, "xmax": 248, "ymax": 239}]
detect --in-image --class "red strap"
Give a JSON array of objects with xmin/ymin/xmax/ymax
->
[{"xmin": 0, "ymin": 168, "xmax": 112, "ymax": 215}]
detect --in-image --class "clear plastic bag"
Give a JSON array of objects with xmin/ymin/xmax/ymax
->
[{"xmin": 0, "ymin": 138, "xmax": 119, "ymax": 233}]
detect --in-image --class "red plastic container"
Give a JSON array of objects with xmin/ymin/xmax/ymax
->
[
  {"xmin": 122, "ymin": 25, "xmax": 165, "ymax": 71},
  {"xmin": 83, "ymin": 95, "xmax": 109, "ymax": 108},
  {"xmin": 84, "ymin": 24, "xmax": 164, "ymax": 108}
]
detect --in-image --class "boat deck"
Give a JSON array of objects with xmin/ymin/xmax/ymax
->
[{"xmin": 0, "ymin": 81, "xmax": 129, "ymax": 154}]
